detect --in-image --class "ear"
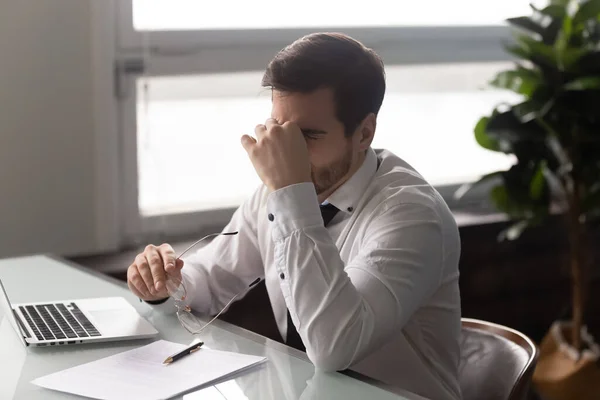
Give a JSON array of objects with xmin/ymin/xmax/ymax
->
[{"xmin": 355, "ymin": 113, "xmax": 376, "ymax": 151}]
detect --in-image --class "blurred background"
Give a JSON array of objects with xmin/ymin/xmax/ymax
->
[
  {"xmin": 1, "ymin": 1, "xmax": 599, "ymax": 398},
  {"xmin": 1, "ymin": 0, "xmax": 529, "ymax": 259}
]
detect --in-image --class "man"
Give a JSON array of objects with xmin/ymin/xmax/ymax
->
[{"xmin": 127, "ymin": 32, "xmax": 462, "ymax": 400}]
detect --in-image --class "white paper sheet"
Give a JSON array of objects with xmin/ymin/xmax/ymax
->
[{"xmin": 32, "ymin": 340, "xmax": 266, "ymax": 400}]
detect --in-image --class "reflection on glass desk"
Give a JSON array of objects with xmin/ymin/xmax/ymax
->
[{"xmin": 0, "ymin": 255, "xmax": 427, "ymax": 400}]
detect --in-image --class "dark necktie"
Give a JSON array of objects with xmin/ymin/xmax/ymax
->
[{"xmin": 285, "ymin": 203, "xmax": 340, "ymax": 352}]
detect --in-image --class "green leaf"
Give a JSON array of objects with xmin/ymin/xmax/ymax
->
[
  {"xmin": 510, "ymin": 33, "xmax": 587, "ymax": 70},
  {"xmin": 509, "ymin": 17, "xmax": 586, "ymax": 71},
  {"xmin": 513, "ymin": 100, "xmax": 541, "ymax": 123},
  {"xmin": 559, "ymin": 47, "xmax": 588, "ymax": 70},
  {"xmin": 498, "ymin": 220, "xmax": 530, "ymax": 241},
  {"xmin": 490, "ymin": 67, "xmax": 542, "ymax": 96},
  {"xmin": 474, "ymin": 117, "xmax": 501, "ymax": 152},
  {"xmin": 563, "ymin": 76, "xmax": 600, "ymax": 89},
  {"xmin": 515, "ymin": 34, "xmax": 557, "ymax": 62},
  {"xmin": 530, "ymin": 161, "xmax": 547, "ymax": 200},
  {"xmin": 554, "ymin": 14, "xmax": 573, "ymax": 58},
  {"xmin": 505, "ymin": 44, "xmax": 532, "ymax": 61},
  {"xmin": 507, "ymin": 17, "xmax": 546, "ymax": 37},
  {"xmin": 487, "ymin": 110, "xmax": 547, "ymax": 144},
  {"xmin": 544, "ymin": 18, "xmax": 568, "ymax": 45},
  {"xmin": 490, "ymin": 185, "xmax": 531, "ymax": 218},
  {"xmin": 553, "ymin": 19, "xmax": 589, "ymax": 71},
  {"xmin": 530, "ymin": 85, "xmax": 555, "ymax": 109},
  {"xmin": 511, "ymin": 86, "xmax": 555, "ymax": 121},
  {"xmin": 538, "ymin": 4, "xmax": 568, "ymax": 18},
  {"xmin": 573, "ymin": 0, "xmax": 600, "ymax": 26}
]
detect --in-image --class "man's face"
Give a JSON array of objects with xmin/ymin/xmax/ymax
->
[{"xmin": 271, "ymin": 88, "xmax": 361, "ymax": 196}]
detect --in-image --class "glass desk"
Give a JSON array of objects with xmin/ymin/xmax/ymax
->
[{"xmin": 0, "ymin": 255, "xmax": 426, "ymax": 400}]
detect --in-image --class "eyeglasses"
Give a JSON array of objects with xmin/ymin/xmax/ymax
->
[{"xmin": 165, "ymin": 231, "xmax": 260, "ymax": 335}]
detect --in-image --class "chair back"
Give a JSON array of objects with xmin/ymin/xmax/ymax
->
[{"xmin": 459, "ymin": 318, "xmax": 539, "ymax": 400}]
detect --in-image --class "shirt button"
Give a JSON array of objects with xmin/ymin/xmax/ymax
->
[
  {"xmin": 268, "ymin": 213, "xmax": 274, "ymax": 221},
  {"xmin": 347, "ymin": 207, "xmax": 354, "ymax": 212},
  {"xmin": 279, "ymin": 272, "xmax": 285, "ymax": 280}
]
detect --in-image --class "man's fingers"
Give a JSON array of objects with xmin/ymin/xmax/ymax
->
[
  {"xmin": 175, "ymin": 259, "xmax": 184, "ymax": 270},
  {"xmin": 144, "ymin": 245, "xmax": 164, "ymax": 293},
  {"xmin": 127, "ymin": 268, "xmax": 146, "ymax": 299},
  {"xmin": 157, "ymin": 244, "xmax": 177, "ymax": 291},
  {"xmin": 254, "ymin": 124, "xmax": 267, "ymax": 141},
  {"xmin": 158, "ymin": 244, "xmax": 176, "ymax": 269},
  {"xmin": 128, "ymin": 263, "xmax": 150, "ymax": 298},
  {"xmin": 265, "ymin": 118, "xmax": 281, "ymax": 132},
  {"xmin": 147, "ymin": 247, "xmax": 168, "ymax": 293},
  {"xmin": 136, "ymin": 253, "xmax": 156, "ymax": 295},
  {"xmin": 241, "ymin": 134, "xmax": 257, "ymax": 153}
]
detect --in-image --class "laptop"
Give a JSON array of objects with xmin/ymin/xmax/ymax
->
[{"xmin": 0, "ymin": 279, "xmax": 159, "ymax": 347}]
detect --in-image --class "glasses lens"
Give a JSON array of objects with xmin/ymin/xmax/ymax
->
[
  {"xmin": 166, "ymin": 275, "xmax": 186, "ymax": 301},
  {"xmin": 177, "ymin": 310, "xmax": 205, "ymax": 334}
]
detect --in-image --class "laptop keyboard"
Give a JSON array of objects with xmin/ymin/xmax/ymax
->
[{"xmin": 18, "ymin": 303, "xmax": 101, "ymax": 341}]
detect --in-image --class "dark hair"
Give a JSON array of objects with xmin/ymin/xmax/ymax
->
[{"xmin": 262, "ymin": 32, "xmax": 386, "ymax": 136}]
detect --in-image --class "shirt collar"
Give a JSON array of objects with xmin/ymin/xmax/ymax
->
[{"xmin": 326, "ymin": 147, "xmax": 378, "ymax": 214}]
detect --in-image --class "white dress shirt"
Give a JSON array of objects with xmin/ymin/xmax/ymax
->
[{"xmin": 153, "ymin": 148, "xmax": 462, "ymax": 400}]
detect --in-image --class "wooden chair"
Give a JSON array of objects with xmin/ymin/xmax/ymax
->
[{"xmin": 459, "ymin": 318, "xmax": 539, "ymax": 400}]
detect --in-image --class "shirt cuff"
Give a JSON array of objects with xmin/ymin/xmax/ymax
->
[
  {"xmin": 146, "ymin": 297, "xmax": 169, "ymax": 305},
  {"xmin": 267, "ymin": 182, "xmax": 323, "ymax": 240}
]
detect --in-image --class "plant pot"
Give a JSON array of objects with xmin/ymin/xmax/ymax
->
[{"xmin": 533, "ymin": 321, "xmax": 600, "ymax": 400}]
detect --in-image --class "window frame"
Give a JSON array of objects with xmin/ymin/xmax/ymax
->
[{"xmin": 114, "ymin": 0, "xmax": 513, "ymax": 244}]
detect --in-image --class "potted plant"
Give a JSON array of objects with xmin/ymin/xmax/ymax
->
[{"xmin": 458, "ymin": 1, "xmax": 600, "ymax": 398}]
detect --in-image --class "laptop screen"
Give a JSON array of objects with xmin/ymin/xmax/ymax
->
[{"xmin": 0, "ymin": 279, "xmax": 28, "ymax": 346}]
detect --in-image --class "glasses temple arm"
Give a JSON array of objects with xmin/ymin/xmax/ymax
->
[{"xmin": 176, "ymin": 231, "xmax": 238, "ymax": 260}]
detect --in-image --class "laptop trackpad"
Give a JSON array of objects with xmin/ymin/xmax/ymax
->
[{"xmin": 88, "ymin": 309, "xmax": 151, "ymax": 337}]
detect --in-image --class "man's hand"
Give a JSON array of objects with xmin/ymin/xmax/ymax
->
[
  {"xmin": 241, "ymin": 119, "xmax": 312, "ymax": 192},
  {"xmin": 126, "ymin": 243, "xmax": 184, "ymax": 301}
]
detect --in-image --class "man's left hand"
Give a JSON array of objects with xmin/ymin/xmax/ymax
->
[{"xmin": 241, "ymin": 119, "xmax": 312, "ymax": 192}]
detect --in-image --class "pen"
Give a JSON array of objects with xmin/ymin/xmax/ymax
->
[{"xmin": 163, "ymin": 341, "xmax": 204, "ymax": 365}]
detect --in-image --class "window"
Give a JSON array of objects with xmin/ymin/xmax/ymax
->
[
  {"xmin": 132, "ymin": 0, "xmax": 531, "ymax": 30},
  {"xmin": 137, "ymin": 64, "xmax": 518, "ymax": 216},
  {"xmin": 115, "ymin": 1, "xmax": 528, "ymax": 240},
  {"xmin": 137, "ymin": 73, "xmax": 268, "ymax": 216}
]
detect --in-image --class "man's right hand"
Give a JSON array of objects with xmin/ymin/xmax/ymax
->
[{"xmin": 126, "ymin": 243, "xmax": 184, "ymax": 301}]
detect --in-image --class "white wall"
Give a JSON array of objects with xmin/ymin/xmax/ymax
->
[{"xmin": 0, "ymin": 1, "xmax": 109, "ymax": 258}]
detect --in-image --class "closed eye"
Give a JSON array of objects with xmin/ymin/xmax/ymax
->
[{"xmin": 301, "ymin": 129, "xmax": 327, "ymax": 139}]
